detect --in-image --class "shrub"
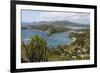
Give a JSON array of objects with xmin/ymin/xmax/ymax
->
[{"xmin": 21, "ymin": 35, "xmax": 48, "ymax": 62}]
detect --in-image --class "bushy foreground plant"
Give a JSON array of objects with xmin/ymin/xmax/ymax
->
[{"xmin": 21, "ymin": 35, "xmax": 48, "ymax": 63}]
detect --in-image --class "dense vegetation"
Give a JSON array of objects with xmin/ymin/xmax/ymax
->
[
  {"xmin": 48, "ymin": 30, "xmax": 90, "ymax": 61},
  {"xmin": 21, "ymin": 29, "xmax": 90, "ymax": 63}
]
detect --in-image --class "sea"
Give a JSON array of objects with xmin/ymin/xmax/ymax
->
[{"xmin": 21, "ymin": 29, "xmax": 72, "ymax": 47}]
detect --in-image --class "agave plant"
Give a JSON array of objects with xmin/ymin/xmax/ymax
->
[{"xmin": 21, "ymin": 35, "xmax": 48, "ymax": 62}]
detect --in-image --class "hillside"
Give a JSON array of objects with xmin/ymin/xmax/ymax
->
[{"xmin": 22, "ymin": 20, "xmax": 90, "ymax": 35}]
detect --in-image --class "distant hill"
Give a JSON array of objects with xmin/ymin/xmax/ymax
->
[
  {"xmin": 22, "ymin": 20, "xmax": 90, "ymax": 35},
  {"xmin": 22, "ymin": 20, "xmax": 90, "ymax": 27}
]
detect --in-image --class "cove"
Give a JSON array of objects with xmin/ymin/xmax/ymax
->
[{"xmin": 21, "ymin": 29, "xmax": 73, "ymax": 47}]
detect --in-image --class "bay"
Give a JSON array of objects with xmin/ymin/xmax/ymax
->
[{"xmin": 21, "ymin": 29, "xmax": 72, "ymax": 47}]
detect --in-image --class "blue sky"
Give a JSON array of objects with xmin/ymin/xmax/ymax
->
[
  {"xmin": 21, "ymin": 10, "xmax": 90, "ymax": 24},
  {"xmin": 21, "ymin": 10, "xmax": 41, "ymax": 23}
]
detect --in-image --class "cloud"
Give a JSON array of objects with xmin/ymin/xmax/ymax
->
[
  {"xmin": 39, "ymin": 11, "xmax": 90, "ymax": 24},
  {"xmin": 40, "ymin": 12, "xmax": 76, "ymax": 21},
  {"xmin": 22, "ymin": 10, "xmax": 90, "ymax": 24}
]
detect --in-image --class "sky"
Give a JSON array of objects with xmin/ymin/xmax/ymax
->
[{"xmin": 21, "ymin": 10, "xmax": 90, "ymax": 24}]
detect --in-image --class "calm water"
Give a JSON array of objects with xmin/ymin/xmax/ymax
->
[{"xmin": 21, "ymin": 29, "xmax": 72, "ymax": 47}]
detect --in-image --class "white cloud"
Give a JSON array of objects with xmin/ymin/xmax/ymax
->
[
  {"xmin": 40, "ymin": 11, "xmax": 76, "ymax": 21},
  {"xmin": 38, "ymin": 11, "xmax": 90, "ymax": 24},
  {"xmin": 22, "ymin": 9, "xmax": 90, "ymax": 24}
]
